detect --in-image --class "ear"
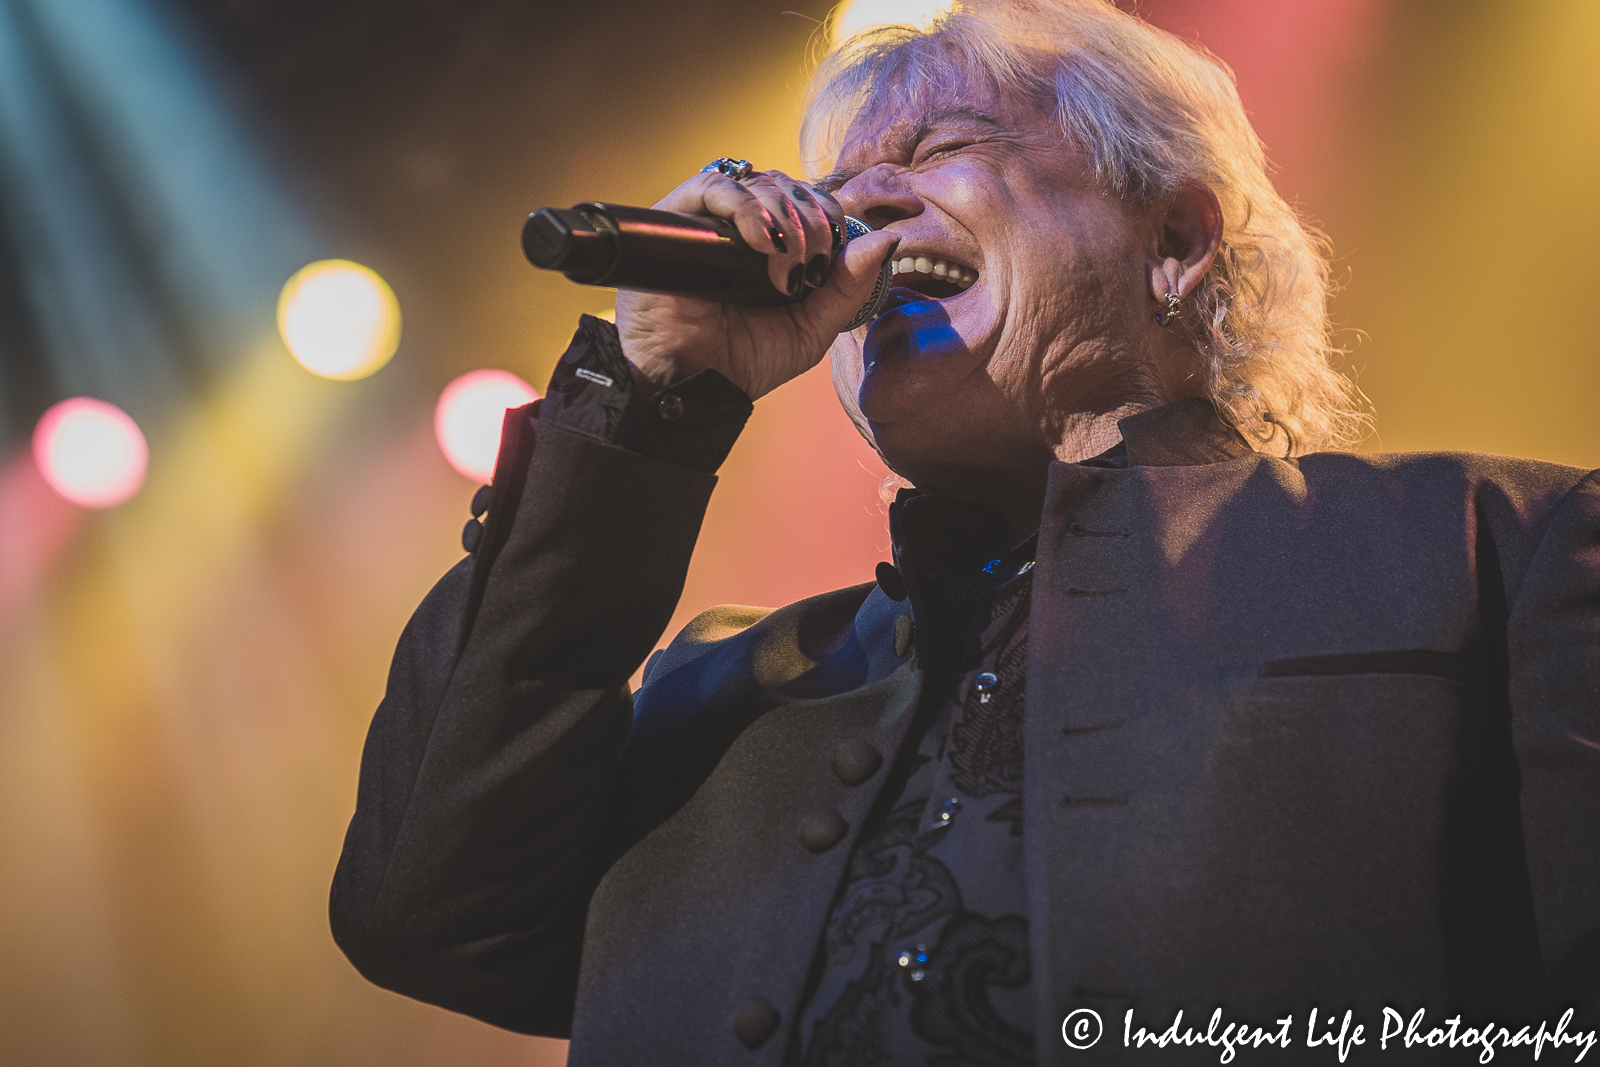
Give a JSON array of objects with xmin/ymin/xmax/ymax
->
[{"xmin": 1146, "ymin": 184, "xmax": 1223, "ymax": 302}]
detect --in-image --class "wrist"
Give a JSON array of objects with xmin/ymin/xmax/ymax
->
[
  {"xmin": 622, "ymin": 334, "xmax": 741, "ymax": 394},
  {"xmin": 626, "ymin": 349, "xmax": 712, "ymax": 392}
]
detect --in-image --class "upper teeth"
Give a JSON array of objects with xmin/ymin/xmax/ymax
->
[{"xmin": 891, "ymin": 256, "xmax": 977, "ymax": 288}]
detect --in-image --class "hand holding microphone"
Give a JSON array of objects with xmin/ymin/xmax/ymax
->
[{"xmin": 522, "ymin": 160, "xmax": 898, "ymax": 401}]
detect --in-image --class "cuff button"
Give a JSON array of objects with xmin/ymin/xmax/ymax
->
[{"xmin": 656, "ymin": 393, "xmax": 685, "ymax": 421}]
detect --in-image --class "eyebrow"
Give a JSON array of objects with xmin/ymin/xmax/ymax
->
[{"xmin": 814, "ymin": 107, "xmax": 1009, "ymax": 192}]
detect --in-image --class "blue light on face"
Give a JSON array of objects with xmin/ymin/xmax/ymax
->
[
  {"xmin": 909, "ymin": 317, "xmax": 962, "ymax": 359},
  {"xmin": 865, "ymin": 288, "xmax": 964, "ymax": 364}
]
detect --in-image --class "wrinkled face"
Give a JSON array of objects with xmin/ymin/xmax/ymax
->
[{"xmin": 822, "ymin": 75, "xmax": 1164, "ymax": 489}]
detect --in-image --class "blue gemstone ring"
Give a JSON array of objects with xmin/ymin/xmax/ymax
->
[{"xmin": 701, "ymin": 157, "xmax": 755, "ymax": 181}]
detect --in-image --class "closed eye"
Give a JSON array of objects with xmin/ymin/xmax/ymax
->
[{"xmin": 916, "ymin": 140, "xmax": 973, "ymax": 163}]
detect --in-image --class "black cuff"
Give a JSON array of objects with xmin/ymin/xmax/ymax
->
[
  {"xmin": 619, "ymin": 370, "xmax": 753, "ymax": 474},
  {"xmin": 540, "ymin": 315, "xmax": 752, "ymax": 473},
  {"xmin": 541, "ymin": 314, "xmax": 634, "ymax": 445}
]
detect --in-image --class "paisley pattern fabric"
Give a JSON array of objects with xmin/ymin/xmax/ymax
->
[
  {"xmin": 947, "ymin": 579, "xmax": 1030, "ymax": 836},
  {"xmin": 793, "ymin": 546, "xmax": 1035, "ymax": 1066}
]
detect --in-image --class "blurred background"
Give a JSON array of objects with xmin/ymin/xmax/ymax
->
[{"xmin": 0, "ymin": 0, "xmax": 1594, "ymax": 1063}]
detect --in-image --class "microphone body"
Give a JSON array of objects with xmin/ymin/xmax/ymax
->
[{"xmin": 522, "ymin": 202, "xmax": 890, "ymax": 329}]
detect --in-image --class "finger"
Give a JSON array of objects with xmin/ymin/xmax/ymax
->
[
  {"xmin": 654, "ymin": 173, "xmax": 784, "ymax": 254},
  {"xmin": 675, "ymin": 174, "xmax": 805, "ymax": 297},
  {"xmin": 652, "ymin": 169, "xmax": 735, "ymax": 214},
  {"xmin": 793, "ymin": 229, "xmax": 902, "ymax": 338},
  {"xmin": 742, "ymin": 174, "xmax": 811, "ymax": 296},
  {"xmin": 810, "ymin": 186, "xmax": 849, "ymax": 254},
  {"xmin": 763, "ymin": 172, "xmax": 834, "ymax": 292},
  {"xmin": 651, "ymin": 171, "xmax": 812, "ymax": 298}
]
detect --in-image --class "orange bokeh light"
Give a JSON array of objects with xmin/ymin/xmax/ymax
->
[{"xmin": 278, "ymin": 260, "xmax": 401, "ymax": 380}]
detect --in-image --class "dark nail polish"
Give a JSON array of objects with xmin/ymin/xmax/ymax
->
[
  {"xmin": 787, "ymin": 263, "xmax": 805, "ymax": 298},
  {"xmin": 767, "ymin": 223, "xmax": 788, "ymax": 254},
  {"xmin": 829, "ymin": 219, "xmax": 843, "ymax": 251},
  {"xmin": 806, "ymin": 253, "xmax": 829, "ymax": 288},
  {"xmin": 792, "ymin": 186, "xmax": 815, "ymax": 206}
]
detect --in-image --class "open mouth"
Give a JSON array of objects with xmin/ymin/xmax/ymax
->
[{"xmin": 889, "ymin": 254, "xmax": 978, "ymax": 300}]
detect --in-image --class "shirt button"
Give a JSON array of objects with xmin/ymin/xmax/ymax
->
[
  {"xmin": 797, "ymin": 809, "xmax": 848, "ymax": 853},
  {"xmin": 832, "ymin": 739, "xmax": 882, "ymax": 786},
  {"xmin": 897, "ymin": 943, "xmax": 930, "ymax": 982},
  {"xmin": 974, "ymin": 671, "xmax": 998, "ymax": 703},
  {"xmin": 656, "ymin": 392, "xmax": 685, "ymax": 421},
  {"xmin": 893, "ymin": 612, "xmax": 914, "ymax": 658},
  {"xmin": 732, "ymin": 998, "xmax": 780, "ymax": 1049}
]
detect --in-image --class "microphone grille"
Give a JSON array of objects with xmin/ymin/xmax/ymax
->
[
  {"xmin": 842, "ymin": 216, "xmax": 874, "ymax": 242},
  {"xmin": 843, "ymin": 216, "xmax": 892, "ymax": 331}
]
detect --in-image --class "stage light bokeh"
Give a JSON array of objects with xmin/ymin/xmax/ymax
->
[
  {"xmin": 831, "ymin": 0, "xmax": 955, "ymax": 44},
  {"xmin": 277, "ymin": 260, "xmax": 401, "ymax": 380},
  {"xmin": 433, "ymin": 370, "xmax": 539, "ymax": 482},
  {"xmin": 30, "ymin": 398, "xmax": 149, "ymax": 509}
]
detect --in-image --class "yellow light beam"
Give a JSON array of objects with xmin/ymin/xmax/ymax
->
[{"xmin": 831, "ymin": 0, "xmax": 955, "ymax": 46}]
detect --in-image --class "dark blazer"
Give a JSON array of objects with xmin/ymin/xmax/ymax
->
[{"xmin": 331, "ymin": 399, "xmax": 1600, "ymax": 1065}]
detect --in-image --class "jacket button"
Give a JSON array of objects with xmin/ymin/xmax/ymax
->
[
  {"xmin": 461, "ymin": 517, "xmax": 483, "ymax": 552},
  {"xmin": 893, "ymin": 612, "xmax": 914, "ymax": 658},
  {"xmin": 797, "ymin": 809, "xmax": 848, "ymax": 853},
  {"xmin": 832, "ymin": 740, "xmax": 882, "ymax": 786},
  {"xmin": 470, "ymin": 484, "xmax": 491, "ymax": 518},
  {"xmin": 733, "ymin": 998, "xmax": 779, "ymax": 1049}
]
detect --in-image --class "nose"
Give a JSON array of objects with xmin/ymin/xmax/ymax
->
[{"xmin": 838, "ymin": 164, "xmax": 923, "ymax": 231}]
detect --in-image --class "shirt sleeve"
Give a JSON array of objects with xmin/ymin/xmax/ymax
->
[{"xmin": 539, "ymin": 314, "xmax": 753, "ymax": 474}]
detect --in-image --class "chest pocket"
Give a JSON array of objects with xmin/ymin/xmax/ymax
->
[
  {"xmin": 1255, "ymin": 648, "xmax": 1483, "ymax": 688},
  {"xmin": 1191, "ymin": 651, "xmax": 1508, "ymax": 1000}
]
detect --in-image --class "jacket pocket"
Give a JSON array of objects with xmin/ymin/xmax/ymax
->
[
  {"xmin": 1194, "ymin": 669, "xmax": 1490, "ymax": 1007},
  {"xmin": 1256, "ymin": 648, "xmax": 1481, "ymax": 688}
]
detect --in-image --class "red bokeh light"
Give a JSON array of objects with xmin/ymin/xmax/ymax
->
[
  {"xmin": 31, "ymin": 397, "xmax": 150, "ymax": 509},
  {"xmin": 433, "ymin": 370, "xmax": 539, "ymax": 482}
]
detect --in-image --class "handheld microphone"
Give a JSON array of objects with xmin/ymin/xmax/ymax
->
[{"xmin": 521, "ymin": 202, "xmax": 892, "ymax": 331}]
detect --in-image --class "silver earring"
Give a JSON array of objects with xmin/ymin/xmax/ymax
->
[{"xmin": 1154, "ymin": 291, "xmax": 1181, "ymax": 327}]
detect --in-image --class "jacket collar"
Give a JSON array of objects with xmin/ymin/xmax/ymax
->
[
  {"xmin": 1114, "ymin": 397, "xmax": 1256, "ymax": 468},
  {"xmin": 881, "ymin": 398, "xmax": 1256, "ymax": 605}
]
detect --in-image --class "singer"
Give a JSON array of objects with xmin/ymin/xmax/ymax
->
[{"xmin": 330, "ymin": 1, "xmax": 1600, "ymax": 1064}]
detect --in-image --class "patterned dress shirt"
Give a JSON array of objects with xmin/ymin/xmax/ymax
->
[{"xmin": 792, "ymin": 492, "xmax": 1040, "ymax": 1066}]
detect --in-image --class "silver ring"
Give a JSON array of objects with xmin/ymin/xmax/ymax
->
[{"xmin": 701, "ymin": 157, "xmax": 754, "ymax": 181}]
